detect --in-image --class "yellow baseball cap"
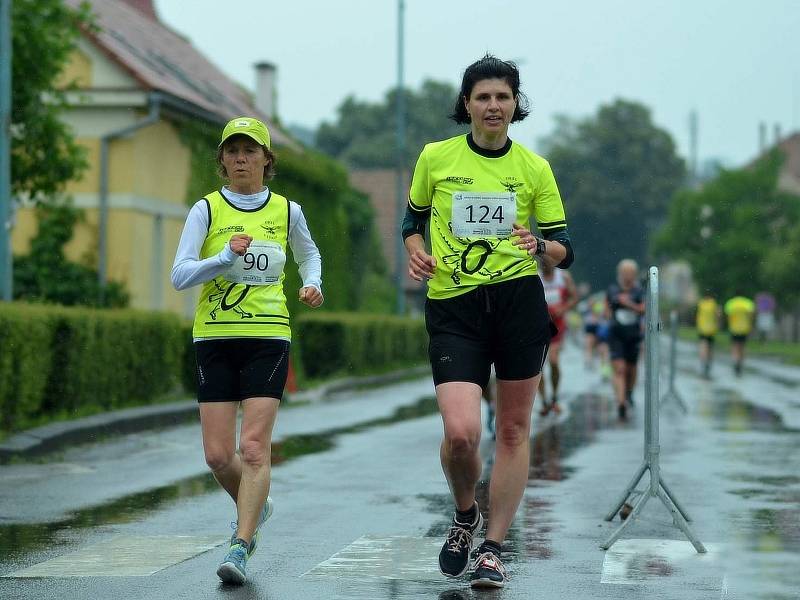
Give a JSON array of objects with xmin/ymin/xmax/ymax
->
[{"xmin": 219, "ymin": 116, "xmax": 271, "ymax": 149}]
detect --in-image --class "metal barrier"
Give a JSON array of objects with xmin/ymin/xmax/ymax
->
[
  {"xmin": 661, "ymin": 310, "xmax": 688, "ymax": 412},
  {"xmin": 601, "ymin": 267, "xmax": 706, "ymax": 553}
]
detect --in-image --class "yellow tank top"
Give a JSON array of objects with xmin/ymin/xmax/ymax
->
[
  {"xmin": 192, "ymin": 190, "xmax": 291, "ymax": 339},
  {"xmin": 724, "ymin": 296, "xmax": 755, "ymax": 336},
  {"xmin": 696, "ymin": 298, "xmax": 718, "ymax": 336}
]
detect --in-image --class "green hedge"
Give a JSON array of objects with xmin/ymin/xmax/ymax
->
[
  {"xmin": 0, "ymin": 302, "xmax": 184, "ymax": 434},
  {"xmin": 295, "ymin": 312, "xmax": 427, "ymax": 379}
]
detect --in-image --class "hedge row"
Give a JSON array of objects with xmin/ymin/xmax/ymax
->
[
  {"xmin": 0, "ymin": 304, "xmax": 428, "ymax": 435},
  {"xmin": 295, "ymin": 312, "xmax": 428, "ymax": 379},
  {"xmin": 0, "ymin": 302, "xmax": 184, "ymax": 434}
]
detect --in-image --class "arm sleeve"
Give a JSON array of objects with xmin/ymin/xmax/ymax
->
[
  {"xmin": 288, "ymin": 201, "xmax": 322, "ymax": 292},
  {"xmin": 170, "ymin": 200, "xmax": 238, "ymax": 291},
  {"xmin": 533, "ymin": 160, "xmax": 573, "ymax": 268}
]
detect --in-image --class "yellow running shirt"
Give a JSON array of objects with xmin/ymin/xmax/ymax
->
[
  {"xmin": 192, "ymin": 190, "xmax": 291, "ymax": 339},
  {"xmin": 696, "ymin": 298, "xmax": 719, "ymax": 336},
  {"xmin": 724, "ymin": 296, "xmax": 755, "ymax": 336},
  {"xmin": 409, "ymin": 134, "xmax": 567, "ymax": 299}
]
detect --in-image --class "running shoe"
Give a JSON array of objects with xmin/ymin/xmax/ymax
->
[
  {"xmin": 231, "ymin": 495, "xmax": 274, "ymax": 558},
  {"xmin": 618, "ymin": 403, "xmax": 627, "ymax": 421},
  {"xmin": 216, "ymin": 538, "xmax": 249, "ymax": 585},
  {"xmin": 469, "ymin": 550, "xmax": 508, "ymax": 588},
  {"xmin": 439, "ymin": 503, "xmax": 484, "ymax": 578}
]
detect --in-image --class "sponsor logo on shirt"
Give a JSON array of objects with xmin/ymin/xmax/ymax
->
[
  {"xmin": 445, "ymin": 176, "xmax": 474, "ymax": 185},
  {"xmin": 216, "ymin": 225, "xmax": 245, "ymax": 234},
  {"xmin": 501, "ymin": 176, "xmax": 523, "ymax": 193}
]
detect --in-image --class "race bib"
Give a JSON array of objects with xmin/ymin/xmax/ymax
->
[
  {"xmin": 544, "ymin": 288, "xmax": 563, "ymax": 305},
  {"xmin": 224, "ymin": 240, "xmax": 286, "ymax": 285},
  {"xmin": 451, "ymin": 191, "xmax": 516, "ymax": 238},
  {"xmin": 615, "ymin": 308, "xmax": 639, "ymax": 326}
]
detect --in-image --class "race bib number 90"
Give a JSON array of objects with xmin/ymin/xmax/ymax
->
[
  {"xmin": 224, "ymin": 240, "xmax": 286, "ymax": 285},
  {"xmin": 451, "ymin": 191, "xmax": 516, "ymax": 238}
]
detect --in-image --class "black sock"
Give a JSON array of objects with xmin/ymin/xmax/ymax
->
[
  {"xmin": 455, "ymin": 502, "xmax": 477, "ymax": 524},
  {"xmin": 479, "ymin": 539, "xmax": 502, "ymax": 557}
]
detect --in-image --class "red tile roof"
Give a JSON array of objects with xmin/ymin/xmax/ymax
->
[{"xmin": 66, "ymin": 0, "xmax": 291, "ymax": 146}]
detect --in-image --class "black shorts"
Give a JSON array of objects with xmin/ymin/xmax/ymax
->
[
  {"xmin": 609, "ymin": 327, "xmax": 642, "ymax": 364},
  {"xmin": 698, "ymin": 334, "xmax": 715, "ymax": 344},
  {"xmin": 195, "ymin": 338, "xmax": 289, "ymax": 402},
  {"xmin": 730, "ymin": 333, "xmax": 748, "ymax": 344},
  {"xmin": 425, "ymin": 276, "xmax": 553, "ymax": 388},
  {"xmin": 584, "ymin": 323, "xmax": 599, "ymax": 335}
]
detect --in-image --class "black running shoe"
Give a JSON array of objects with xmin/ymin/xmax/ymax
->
[
  {"xmin": 439, "ymin": 504, "xmax": 484, "ymax": 578},
  {"xmin": 618, "ymin": 403, "xmax": 627, "ymax": 421},
  {"xmin": 469, "ymin": 550, "xmax": 507, "ymax": 588}
]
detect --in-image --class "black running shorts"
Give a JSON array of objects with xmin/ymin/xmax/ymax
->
[
  {"xmin": 424, "ymin": 276, "xmax": 553, "ymax": 388},
  {"xmin": 195, "ymin": 338, "xmax": 289, "ymax": 402},
  {"xmin": 608, "ymin": 326, "xmax": 642, "ymax": 365}
]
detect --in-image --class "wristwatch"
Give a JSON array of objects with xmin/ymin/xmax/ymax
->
[{"xmin": 534, "ymin": 237, "xmax": 546, "ymax": 256}]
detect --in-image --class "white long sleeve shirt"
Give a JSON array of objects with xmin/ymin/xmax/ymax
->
[{"xmin": 171, "ymin": 186, "xmax": 322, "ymax": 293}]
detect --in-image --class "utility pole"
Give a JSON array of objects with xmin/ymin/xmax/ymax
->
[
  {"xmin": 688, "ymin": 110, "xmax": 698, "ymax": 186},
  {"xmin": 394, "ymin": 0, "xmax": 406, "ymax": 314},
  {"xmin": 0, "ymin": 0, "xmax": 12, "ymax": 301}
]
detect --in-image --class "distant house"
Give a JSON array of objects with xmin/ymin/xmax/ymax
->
[
  {"xmin": 348, "ymin": 168, "xmax": 425, "ymax": 311},
  {"xmin": 771, "ymin": 132, "xmax": 800, "ymax": 195},
  {"xmin": 11, "ymin": 0, "xmax": 293, "ymax": 317}
]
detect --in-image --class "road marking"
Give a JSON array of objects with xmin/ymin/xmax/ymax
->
[
  {"xmin": 3, "ymin": 535, "xmax": 225, "ymax": 577},
  {"xmin": 303, "ymin": 536, "xmax": 443, "ymax": 581},
  {"xmin": 601, "ymin": 538, "xmax": 722, "ymax": 585}
]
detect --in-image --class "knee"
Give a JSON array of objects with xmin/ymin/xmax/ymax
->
[
  {"xmin": 205, "ymin": 447, "xmax": 235, "ymax": 473},
  {"xmin": 239, "ymin": 438, "xmax": 269, "ymax": 467},
  {"xmin": 495, "ymin": 420, "xmax": 529, "ymax": 449},
  {"xmin": 444, "ymin": 427, "xmax": 480, "ymax": 458}
]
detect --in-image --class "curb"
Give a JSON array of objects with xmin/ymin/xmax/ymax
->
[{"xmin": 0, "ymin": 365, "xmax": 431, "ymax": 463}]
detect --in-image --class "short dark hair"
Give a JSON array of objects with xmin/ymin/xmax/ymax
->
[
  {"xmin": 450, "ymin": 54, "xmax": 531, "ymax": 124},
  {"xmin": 216, "ymin": 139, "xmax": 277, "ymax": 183}
]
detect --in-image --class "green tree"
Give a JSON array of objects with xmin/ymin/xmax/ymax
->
[
  {"xmin": 9, "ymin": 1, "xmax": 127, "ymax": 306},
  {"xmin": 540, "ymin": 99, "xmax": 686, "ymax": 290},
  {"xmin": 653, "ymin": 150, "xmax": 800, "ymax": 305},
  {"xmin": 11, "ymin": 0, "xmax": 92, "ymax": 200},
  {"xmin": 316, "ymin": 79, "xmax": 466, "ymax": 169}
]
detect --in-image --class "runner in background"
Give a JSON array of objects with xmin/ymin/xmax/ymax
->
[
  {"xmin": 538, "ymin": 260, "xmax": 578, "ymax": 416},
  {"xmin": 724, "ymin": 292, "xmax": 755, "ymax": 376},
  {"xmin": 606, "ymin": 259, "xmax": 645, "ymax": 421},
  {"xmin": 755, "ymin": 291, "xmax": 777, "ymax": 342},
  {"xmin": 695, "ymin": 291, "xmax": 720, "ymax": 379}
]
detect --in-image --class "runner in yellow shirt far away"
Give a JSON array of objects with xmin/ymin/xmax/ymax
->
[
  {"xmin": 724, "ymin": 292, "xmax": 755, "ymax": 376},
  {"xmin": 695, "ymin": 292, "xmax": 720, "ymax": 379}
]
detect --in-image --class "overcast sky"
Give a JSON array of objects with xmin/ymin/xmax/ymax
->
[{"xmin": 155, "ymin": 0, "xmax": 799, "ymax": 168}]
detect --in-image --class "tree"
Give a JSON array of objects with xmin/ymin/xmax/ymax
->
[
  {"xmin": 653, "ymin": 150, "xmax": 800, "ymax": 306},
  {"xmin": 9, "ymin": 1, "xmax": 127, "ymax": 306},
  {"xmin": 10, "ymin": 0, "xmax": 92, "ymax": 201},
  {"xmin": 540, "ymin": 100, "xmax": 686, "ymax": 290},
  {"xmin": 315, "ymin": 79, "xmax": 466, "ymax": 169}
]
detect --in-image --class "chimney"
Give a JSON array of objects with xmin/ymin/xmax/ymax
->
[
  {"xmin": 773, "ymin": 122, "xmax": 782, "ymax": 145},
  {"xmin": 255, "ymin": 62, "xmax": 277, "ymax": 121},
  {"xmin": 121, "ymin": 0, "xmax": 159, "ymax": 20},
  {"xmin": 759, "ymin": 122, "xmax": 767, "ymax": 153}
]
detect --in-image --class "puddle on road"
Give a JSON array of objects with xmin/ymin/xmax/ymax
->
[
  {"xmin": 697, "ymin": 388, "xmax": 797, "ymax": 433},
  {"xmin": 0, "ymin": 396, "xmax": 440, "ymax": 564}
]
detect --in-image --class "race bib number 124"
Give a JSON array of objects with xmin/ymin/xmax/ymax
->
[{"xmin": 451, "ymin": 191, "xmax": 516, "ymax": 238}]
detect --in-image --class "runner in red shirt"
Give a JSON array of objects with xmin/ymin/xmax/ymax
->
[{"xmin": 539, "ymin": 260, "xmax": 578, "ymax": 415}]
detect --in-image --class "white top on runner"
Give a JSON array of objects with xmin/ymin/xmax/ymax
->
[
  {"xmin": 451, "ymin": 191, "xmax": 516, "ymax": 238},
  {"xmin": 170, "ymin": 186, "xmax": 322, "ymax": 292}
]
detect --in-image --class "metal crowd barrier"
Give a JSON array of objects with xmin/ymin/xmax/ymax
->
[
  {"xmin": 661, "ymin": 309, "xmax": 688, "ymax": 412},
  {"xmin": 601, "ymin": 266, "xmax": 706, "ymax": 553}
]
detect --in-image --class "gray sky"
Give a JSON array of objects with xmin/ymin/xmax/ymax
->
[{"xmin": 155, "ymin": 0, "xmax": 799, "ymax": 168}]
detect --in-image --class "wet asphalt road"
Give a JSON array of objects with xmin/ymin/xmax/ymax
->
[{"xmin": 0, "ymin": 338, "xmax": 798, "ymax": 600}]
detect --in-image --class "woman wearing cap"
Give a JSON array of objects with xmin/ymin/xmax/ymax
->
[
  {"xmin": 403, "ymin": 55, "xmax": 573, "ymax": 588},
  {"xmin": 171, "ymin": 116, "xmax": 323, "ymax": 585}
]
